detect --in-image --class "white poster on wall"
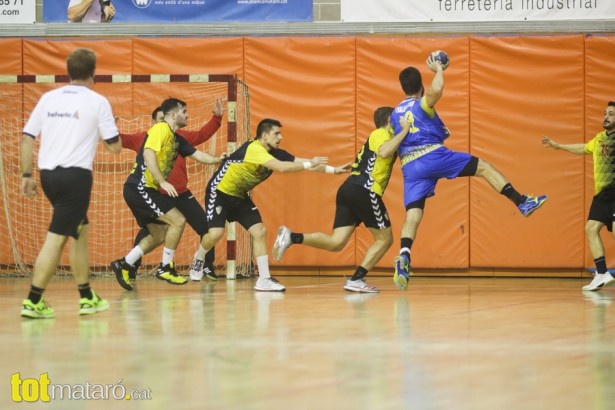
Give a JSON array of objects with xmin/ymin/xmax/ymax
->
[
  {"xmin": 341, "ymin": 0, "xmax": 615, "ymax": 22},
  {"xmin": 0, "ymin": 0, "xmax": 35, "ymax": 24}
]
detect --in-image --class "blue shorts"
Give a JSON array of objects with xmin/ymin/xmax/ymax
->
[{"xmin": 401, "ymin": 146, "xmax": 472, "ymax": 206}]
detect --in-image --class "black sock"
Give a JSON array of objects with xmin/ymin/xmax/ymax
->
[
  {"xmin": 594, "ymin": 256, "xmax": 607, "ymax": 274},
  {"xmin": 27, "ymin": 285, "xmax": 45, "ymax": 304},
  {"xmin": 500, "ymin": 183, "xmax": 526, "ymax": 206},
  {"xmin": 400, "ymin": 237, "xmax": 413, "ymax": 260},
  {"xmin": 78, "ymin": 283, "xmax": 93, "ymax": 299},
  {"xmin": 290, "ymin": 232, "xmax": 304, "ymax": 244},
  {"xmin": 351, "ymin": 266, "xmax": 368, "ymax": 281}
]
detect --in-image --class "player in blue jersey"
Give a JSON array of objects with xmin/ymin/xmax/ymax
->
[{"xmin": 390, "ymin": 54, "xmax": 547, "ymax": 291}]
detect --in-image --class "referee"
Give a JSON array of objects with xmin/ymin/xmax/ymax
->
[{"xmin": 20, "ymin": 48, "xmax": 122, "ymax": 319}]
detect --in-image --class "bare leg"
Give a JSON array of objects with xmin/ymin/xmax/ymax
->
[
  {"xmin": 360, "ymin": 227, "xmax": 393, "ymax": 271},
  {"xmin": 401, "ymin": 208, "xmax": 423, "ymax": 241},
  {"xmin": 302, "ymin": 226, "xmax": 355, "ymax": 252},
  {"xmin": 31, "ymin": 232, "xmax": 68, "ymax": 289},
  {"xmin": 473, "ymin": 159, "xmax": 509, "ymax": 192},
  {"xmin": 156, "ymin": 208, "xmax": 186, "ymax": 250},
  {"xmin": 586, "ymin": 220, "xmax": 606, "ymax": 259},
  {"xmin": 70, "ymin": 224, "xmax": 90, "ymax": 285}
]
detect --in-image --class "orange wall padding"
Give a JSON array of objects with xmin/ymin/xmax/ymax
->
[{"xmin": 4, "ymin": 34, "xmax": 615, "ymax": 271}]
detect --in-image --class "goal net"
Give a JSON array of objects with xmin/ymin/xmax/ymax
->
[{"xmin": 0, "ymin": 74, "xmax": 253, "ymax": 279}]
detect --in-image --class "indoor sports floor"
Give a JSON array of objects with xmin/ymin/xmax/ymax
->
[{"xmin": 1, "ymin": 274, "xmax": 613, "ymax": 409}]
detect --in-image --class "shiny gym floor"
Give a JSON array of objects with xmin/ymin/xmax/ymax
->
[{"xmin": 1, "ymin": 274, "xmax": 613, "ymax": 410}]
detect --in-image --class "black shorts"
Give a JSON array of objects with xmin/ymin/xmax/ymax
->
[
  {"xmin": 40, "ymin": 167, "xmax": 92, "ymax": 239},
  {"xmin": 588, "ymin": 187, "xmax": 615, "ymax": 232},
  {"xmin": 123, "ymin": 183, "xmax": 176, "ymax": 228},
  {"xmin": 171, "ymin": 190, "xmax": 207, "ymax": 236},
  {"xmin": 333, "ymin": 182, "xmax": 391, "ymax": 230},
  {"xmin": 206, "ymin": 189, "xmax": 262, "ymax": 230}
]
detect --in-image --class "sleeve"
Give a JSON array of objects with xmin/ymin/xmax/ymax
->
[
  {"xmin": 585, "ymin": 135, "xmax": 598, "ymax": 154},
  {"xmin": 176, "ymin": 134, "xmax": 197, "ymax": 157},
  {"xmin": 98, "ymin": 97, "xmax": 120, "ymax": 141},
  {"xmin": 368, "ymin": 128, "xmax": 390, "ymax": 154},
  {"xmin": 120, "ymin": 132, "xmax": 147, "ymax": 152},
  {"xmin": 244, "ymin": 143, "xmax": 275, "ymax": 165},
  {"xmin": 22, "ymin": 95, "xmax": 45, "ymax": 138},
  {"xmin": 144, "ymin": 125, "xmax": 165, "ymax": 153},
  {"xmin": 178, "ymin": 115, "xmax": 222, "ymax": 146},
  {"xmin": 271, "ymin": 148, "xmax": 295, "ymax": 162},
  {"xmin": 420, "ymin": 96, "xmax": 436, "ymax": 117}
]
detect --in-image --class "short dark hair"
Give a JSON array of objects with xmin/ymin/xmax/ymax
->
[
  {"xmin": 255, "ymin": 118, "xmax": 282, "ymax": 140},
  {"xmin": 160, "ymin": 98, "xmax": 186, "ymax": 116},
  {"xmin": 608, "ymin": 101, "xmax": 615, "ymax": 109},
  {"xmin": 67, "ymin": 48, "xmax": 96, "ymax": 81},
  {"xmin": 151, "ymin": 106, "xmax": 162, "ymax": 120},
  {"xmin": 373, "ymin": 106, "xmax": 393, "ymax": 129},
  {"xmin": 399, "ymin": 66, "xmax": 423, "ymax": 95}
]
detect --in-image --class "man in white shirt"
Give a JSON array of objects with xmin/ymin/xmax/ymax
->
[{"xmin": 20, "ymin": 48, "xmax": 122, "ymax": 319}]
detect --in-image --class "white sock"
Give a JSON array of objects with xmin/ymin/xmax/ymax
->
[
  {"xmin": 125, "ymin": 246, "xmax": 144, "ymax": 266},
  {"xmin": 162, "ymin": 247, "xmax": 175, "ymax": 266},
  {"xmin": 194, "ymin": 245, "xmax": 208, "ymax": 261},
  {"xmin": 256, "ymin": 255, "xmax": 270, "ymax": 279}
]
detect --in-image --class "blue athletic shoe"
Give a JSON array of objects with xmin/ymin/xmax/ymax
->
[
  {"xmin": 518, "ymin": 194, "xmax": 547, "ymax": 217},
  {"xmin": 394, "ymin": 254, "xmax": 411, "ymax": 291}
]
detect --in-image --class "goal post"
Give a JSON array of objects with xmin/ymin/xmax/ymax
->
[{"xmin": 0, "ymin": 73, "xmax": 253, "ymax": 279}]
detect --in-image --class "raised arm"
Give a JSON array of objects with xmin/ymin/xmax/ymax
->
[
  {"xmin": 541, "ymin": 136, "xmax": 586, "ymax": 155},
  {"xmin": 424, "ymin": 60, "xmax": 445, "ymax": 108},
  {"xmin": 178, "ymin": 99, "xmax": 225, "ymax": 146},
  {"xmin": 67, "ymin": 0, "xmax": 94, "ymax": 22}
]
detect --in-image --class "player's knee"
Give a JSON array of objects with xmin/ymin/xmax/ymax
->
[{"xmin": 585, "ymin": 221, "xmax": 602, "ymax": 236}]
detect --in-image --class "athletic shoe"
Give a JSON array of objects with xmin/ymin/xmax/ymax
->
[
  {"xmin": 21, "ymin": 298, "xmax": 55, "ymax": 319},
  {"xmin": 582, "ymin": 272, "xmax": 615, "ymax": 291},
  {"xmin": 203, "ymin": 263, "xmax": 219, "ymax": 281},
  {"xmin": 344, "ymin": 279, "xmax": 380, "ymax": 293},
  {"xmin": 189, "ymin": 258, "xmax": 204, "ymax": 281},
  {"xmin": 272, "ymin": 225, "xmax": 291, "ymax": 262},
  {"xmin": 518, "ymin": 194, "xmax": 547, "ymax": 217},
  {"xmin": 254, "ymin": 276, "xmax": 286, "ymax": 292},
  {"xmin": 394, "ymin": 254, "xmax": 411, "ymax": 291},
  {"xmin": 155, "ymin": 262, "xmax": 188, "ymax": 285},
  {"xmin": 79, "ymin": 291, "xmax": 109, "ymax": 315},
  {"xmin": 111, "ymin": 258, "xmax": 136, "ymax": 291}
]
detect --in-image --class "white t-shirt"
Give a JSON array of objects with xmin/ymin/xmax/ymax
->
[
  {"xmin": 67, "ymin": 0, "xmax": 102, "ymax": 23},
  {"xmin": 23, "ymin": 84, "xmax": 119, "ymax": 171}
]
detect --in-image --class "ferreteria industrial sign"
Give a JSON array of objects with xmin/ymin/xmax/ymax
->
[{"xmin": 341, "ymin": 0, "xmax": 612, "ymax": 22}]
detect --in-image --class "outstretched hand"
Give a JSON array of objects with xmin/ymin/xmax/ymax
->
[
  {"xmin": 334, "ymin": 162, "xmax": 353, "ymax": 174},
  {"xmin": 212, "ymin": 98, "xmax": 225, "ymax": 117},
  {"xmin": 310, "ymin": 156, "xmax": 328, "ymax": 168},
  {"xmin": 541, "ymin": 136, "xmax": 558, "ymax": 149}
]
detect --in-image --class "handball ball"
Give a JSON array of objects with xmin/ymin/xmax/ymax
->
[{"xmin": 427, "ymin": 50, "xmax": 450, "ymax": 70}]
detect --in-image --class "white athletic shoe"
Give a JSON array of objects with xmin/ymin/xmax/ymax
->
[
  {"xmin": 344, "ymin": 279, "xmax": 380, "ymax": 293},
  {"xmin": 189, "ymin": 258, "xmax": 204, "ymax": 282},
  {"xmin": 272, "ymin": 226, "xmax": 292, "ymax": 262},
  {"xmin": 583, "ymin": 272, "xmax": 615, "ymax": 291},
  {"xmin": 254, "ymin": 276, "xmax": 286, "ymax": 292}
]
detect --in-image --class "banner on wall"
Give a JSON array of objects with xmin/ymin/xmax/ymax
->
[
  {"xmin": 45, "ymin": 0, "xmax": 313, "ymax": 23},
  {"xmin": 341, "ymin": 0, "xmax": 615, "ymax": 22},
  {"xmin": 0, "ymin": 0, "xmax": 35, "ymax": 24}
]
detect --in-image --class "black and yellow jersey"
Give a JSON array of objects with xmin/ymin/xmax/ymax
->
[
  {"xmin": 209, "ymin": 139, "xmax": 295, "ymax": 199},
  {"xmin": 585, "ymin": 130, "xmax": 615, "ymax": 195},
  {"xmin": 125, "ymin": 121, "xmax": 196, "ymax": 189},
  {"xmin": 346, "ymin": 127, "xmax": 396, "ymax": 197}
]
